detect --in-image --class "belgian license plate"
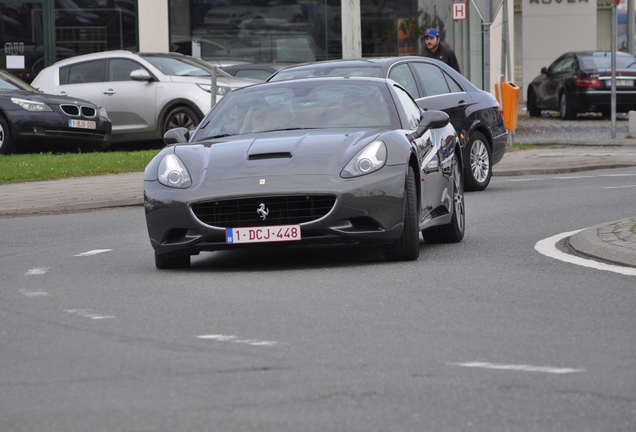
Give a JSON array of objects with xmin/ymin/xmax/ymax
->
[
  {"xmin": 607, "ymin": 80, "xmax": 633, "ymax": 87},
  {"xmin": 226, "ymin": 224, "xmax": 301, "ymax": 244},
  {"xmin": 68, "ymin": 119, "xmax": 96, "ymax": 129}
]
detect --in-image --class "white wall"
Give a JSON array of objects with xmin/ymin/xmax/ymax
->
[
  {"xmin": 521, "ymin": 0, "xmax": 597, "ymax": 99},
  {"xmin": 138, "ymin": 0, "xmax": 170, "ymax": 52}
]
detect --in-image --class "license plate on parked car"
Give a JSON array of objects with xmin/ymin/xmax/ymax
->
[
  {"xmin": 68, "ymin": 119, "xmax": 96, "ymax": 129},
  {"xmin": 226, "ymin": 224, "xmax": 302, "ymax": 244},
  {"xmin": 606, "ymin": 80, "xmax": 633, "ymax": 88}
]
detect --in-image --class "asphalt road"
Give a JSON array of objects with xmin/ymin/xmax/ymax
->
[{"xmin": 1, "ymin": 168, "xmax": 635, "ymax": 432}]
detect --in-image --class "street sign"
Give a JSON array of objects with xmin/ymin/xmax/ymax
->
[
  {"xmin": 471, "ymin": 0, "xmax": 504, "ymax": 23},
  {"xmin": 615, "ymin": 0, "xmax": 621, "ymax": 5},
  {"xmin": 452, "ymin": 2, "xmax": 468, "ymax": 20}
]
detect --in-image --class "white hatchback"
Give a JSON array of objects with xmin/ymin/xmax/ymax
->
[{"xmin": 31, "ymin": 50, "xmax": 259, "ymax": 143}]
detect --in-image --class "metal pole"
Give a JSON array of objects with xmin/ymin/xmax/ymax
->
[
  {"xmin": 211, "ymin": 66, "xmax": 217, "ymax": 108},
  {"xmin": 628, "ymin": 0, "xmax": 635, "ymax": 55},
  {"xmin": 612, "ymin": 3, "xmax": 617, "ymax": 138},
  {"xmin": 483, "ymin": 0, "xmax": 491, "ymax": 91}
]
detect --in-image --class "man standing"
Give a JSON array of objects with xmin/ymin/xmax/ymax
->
[{"xmin": 421, "ymin": 28, "xmax": 461, "ymax": 74}]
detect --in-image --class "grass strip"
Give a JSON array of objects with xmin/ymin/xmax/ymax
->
[{"xmin": 0, "ymin": 150, "xmax": 160, "ymax": 185}]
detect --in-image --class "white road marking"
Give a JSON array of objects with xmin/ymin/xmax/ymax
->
[
  {"xmin": 450, "ymin": 362, "xmax": 584, "ymax": 374},
  {"xmin": 20, "ymin": 290, "xmax": 49, "ymax": 297},
  {"xmin": 603, "ymin": 184, "xmax": 636, "ymax": 189},
  {"xmin": 25, "ymin": 267, "xmax": 50, "ymax": 275},
  {"xmin": 534, "ymin": 230, "xmax": 636, "ymax": 276},
  {"xmin": 553, "ymin": 175, "xmax": 595, "ymax": 179},
  {"xmin": 64, "ymin": 309, "xmax": 115, "ymax": 320},
  {"xmin": 74, "ymin": 249, "xmax": 112, "ymax": 257},
  {"xmin": 506, "ymin": 178, "xmax": 543, "ymax": 182},
  {"xmin": 197, "ymin": 334, "xmax": 284, "ymax": 347}
]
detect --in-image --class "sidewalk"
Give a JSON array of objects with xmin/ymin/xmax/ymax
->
[{"xmin": 1, "ymin": 109, "xmax": 635, "ymax": 269}]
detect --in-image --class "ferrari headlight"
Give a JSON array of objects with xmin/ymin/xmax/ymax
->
[
  {"xmin": 11, "ymin": 97, "xmax": 53, "ymax": 112},
  {"xmin": 341, "ymin": 140, "xmax": 387, "ymax": 178},
  {"xmin": 158, "ymin": 154, "xmax": 192, "ymax": 188}
]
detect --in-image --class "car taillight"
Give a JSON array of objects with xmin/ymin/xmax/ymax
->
[{"xmin": 574, "ymin": 77, "xmax": 601, "ymax": 87}]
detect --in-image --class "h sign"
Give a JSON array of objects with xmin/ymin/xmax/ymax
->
[{"xmin": 453, "ymin": 2, "xmax": 468, "ymax": 20}]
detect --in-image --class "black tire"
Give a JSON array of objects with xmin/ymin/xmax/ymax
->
[
  {"xmin": 464, "ymin": 131, "xmax": 491, "ymax": 192},
  {"xmin": 163, "ymin": 106, "xmax": 200, "ymax": 135},
  {"xmin": 559, "ymin": 93, "xmax": 576, "ymax": 120},
  {"xmin": 527, "ymin": 90, "xmax": 541, "ymax": 117},
  {"xmin": 155, "ymin": 253, "xmax": 191, "ymax": 269},
  {"xmin": 385, "ymin": 166, "xmax": 420, "ymax": 261},
  {"xmin": 422, "ymin": 153, "xmax": 465, "ymax": 243},
  {"xmin": 0, "ymin": 115, "xmax": 16, "ymax": 155}
]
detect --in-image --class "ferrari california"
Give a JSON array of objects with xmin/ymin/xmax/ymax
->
[{"xmin": 144, "ymin": 77, "xmax": 465, "ymax": 269}]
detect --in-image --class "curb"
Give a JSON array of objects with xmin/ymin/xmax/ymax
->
[
  {"xmin": 0, "ymin": 198, "xmax": 143, "ymax": 218},
  {"xmin": 568, "ymin": 219, "xmax": 636, "ymax": 268}
]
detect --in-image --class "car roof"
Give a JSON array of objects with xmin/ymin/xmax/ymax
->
[{"xmin": 566, "ymin": 51, "xmax": 636, "ymax": 58}]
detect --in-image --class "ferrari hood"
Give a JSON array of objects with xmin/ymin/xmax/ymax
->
[{"xmin": 175, "ymin": 129, "xmax": 383, "ymax": 182}]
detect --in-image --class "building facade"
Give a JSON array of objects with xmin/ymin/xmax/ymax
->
[{"xmin": 0, "ymin": 0, "xmax": 624, "ymax": 101}]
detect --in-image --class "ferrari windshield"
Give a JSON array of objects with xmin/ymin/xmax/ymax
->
[
  {"xmin": 269, "ymin": 65, "xmax": 383, "ymax": 82},
  {"xmin": 192, "ymin": 79, "xmax": 401, "ymax": 140}
]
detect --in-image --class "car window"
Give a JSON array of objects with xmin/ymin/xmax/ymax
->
[
  {"xmin": 194, "ymin": 81, "xmax": 400, "ymax": 139},
  {"xmin": 443, "ymin": 71, "xmax": 463, "ymax": 92},
  {"xmin": 142, "ymin": 55, "xmax": 211, "ymax": 77},
  {"xmin": 235, "ymin": 69, "xmax": 274, "ymax": 80},
  {"xmin": 392, "ymin": 85, "xmax": 420, "ymax": 129},
  {"xmin": 60, "ymin": 60, "xmax": 104, "ymax": 85},
  {"xmin": 108, "ymin": 59, "xmax": 148, "ymax": 81},
  {"xmin": 269, "ymin": 66, "xmax": 381, "ymax": 81},
  {"xmin": 388, "ymin": 64, "xmax": 419, "ymax": 98},
  {"xmin": 553, "ymin": 55, "xmax": 574, "ymax": 72},
  {"xmin": 410, "ymin": 62, "xmax": 450, "ymax": 97}
]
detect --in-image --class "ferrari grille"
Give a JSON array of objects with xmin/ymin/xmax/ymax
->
[{"xmin": 191, "ymin": 195, "xmax": 336, "ymax": 228}]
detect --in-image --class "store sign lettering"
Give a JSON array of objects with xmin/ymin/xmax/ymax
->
[{"xmin": 4, "ymin": 42, "xmax": 24, "ymax": 55}]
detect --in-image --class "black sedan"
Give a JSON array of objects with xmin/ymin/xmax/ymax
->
[
  {"xmin": 144, "ymin": 77, "xmax": 464, "ymax": 269},
  {"xmin": 268, "ymin": 57, "xmax": 508, "ymax": 191},
  {"xmin": 0, "ymin": 69, "xmax": 111, "ymax": 154},
  {"xmin": 527, "ymin": 51, "xmax": 636, "ymax": 120}
]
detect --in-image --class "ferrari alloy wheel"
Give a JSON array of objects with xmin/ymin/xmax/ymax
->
[
  {"xmin": 163, "ymin": 106, "xmax": 200, "ymax": 135},
  {"xmin": 527, "ymin": 90, "xmax": 541, "ymax": 117},
  {"xmin": 422, "ymin": 153, "xmax": 465, "ymax": 243},
  {"xmin": 385, "ymin": 165, "xmax": 420, "ymax": 261},
  {"xmin": 559, "ymin": 93, "xmax": 576, "ymax": 120},
  {"xmin": 155, "ymin": 253, "xmax": 191, "ymax": 269},
  {"xmin": 464, "ymin": 132, "xmax": 491, "ymax": 191},
  {"xmin": 0, "ymin": 115, "xmax": 16, "ymax": 155}
]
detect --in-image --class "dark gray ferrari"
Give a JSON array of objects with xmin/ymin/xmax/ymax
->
[{"xmin": 144, "ymin": 77, "xmax": 465, "ymax": 269}]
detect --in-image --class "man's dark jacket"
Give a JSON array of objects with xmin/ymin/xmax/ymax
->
[{"xmin": 422, "ymin": 44, "xmax": 461, "ymax": 74}]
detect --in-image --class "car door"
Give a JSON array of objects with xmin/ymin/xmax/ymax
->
[
  {"xmin": 56, "ymin": 59, "xmax": 105, "ymax": 105},
  {"xmin": 101, "ymin": 58, "xmax": 157, "ymax": 134},
  {"xmin": 407, "ymin": 61, "xmax": 468, "ymax": 136},
  {"xmin": 536, "ymin": 54, "xmax": 574, "ymax": 110}
]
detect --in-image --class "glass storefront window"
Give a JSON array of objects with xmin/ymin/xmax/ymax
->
[{"xmin": 0, "ymin": 1, "xmax": 138, "ymax": 83}]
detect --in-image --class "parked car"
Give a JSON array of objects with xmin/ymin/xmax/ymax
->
[
  {"xmin": 527, "ymin": 51, "xmax": 636, "ymax": 120},
  {"xmin": 221, "ymin": 63, "xmax": 288, "ymax": 81},
  {"xmin": 144, "ymin": 76, "xmax": 464, "ymax": 269},
  {"xmin": 0, "ymin": 69, "xmax": 111, "ymax": 154},
  {"xmin": 31, "ymin": 51, "xmax": 259, "ymax": 144},
  {"xmin": 268, "ymin": 57, "xmax": 507, "ymax": 191}
]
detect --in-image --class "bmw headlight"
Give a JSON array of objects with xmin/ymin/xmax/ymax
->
[
  {"xmin": 158, "ymin": 154, "xmax": 192, "ymax": 188},
  {"xmin": 11, "ymin": 97, "xmax": 53, "ymax": 112},
  {"xmin": 341, "ymin": 140, "xmax": 387, "ymax": 178},
  {"xmin": 99, "ymin": 106, "xmax": 109, "ymax": 119}
]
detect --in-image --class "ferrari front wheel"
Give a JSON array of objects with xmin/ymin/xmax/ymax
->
[{"xmin": 385, "ymin": 166, "xmax": 420, "ymax": 261}]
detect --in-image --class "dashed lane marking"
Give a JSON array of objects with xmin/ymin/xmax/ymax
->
[
  {"xmin": 197, "ymin": 334, "xmax": 285, "ymax": 347},
  {"xmin": 450, "ymin": 362, "xmax": 584, "ymax": 374},
  {"xmin": 25, "ymin": 268, "xmax": 50, "ymax": 275},
  {"xmin": 534, "ymin": 230, "xmax": 636, "ymax": 276},
  {"xmin": 20, "ymin": 290, "xmax": 49, "ymax": 297},
  {"xmin": 64, "ymin": 309, "xmax": 115, "ymax": 320},
  {"xmin": 74, "ymin": 249, "xmax": 113, "ymax": 257}
]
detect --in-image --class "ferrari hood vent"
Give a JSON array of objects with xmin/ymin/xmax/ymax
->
[{"xmin": 248, "ymin": 152, "xmax": 292, "ymax": 160}]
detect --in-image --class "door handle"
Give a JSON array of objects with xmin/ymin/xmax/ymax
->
[
  {"xmin": 457, "ymin": 100, "xmax": 466, "ymax": 108},
  {"xmin": 103, "ymin": 89, "xmax": 116, "ymax": 95}
]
